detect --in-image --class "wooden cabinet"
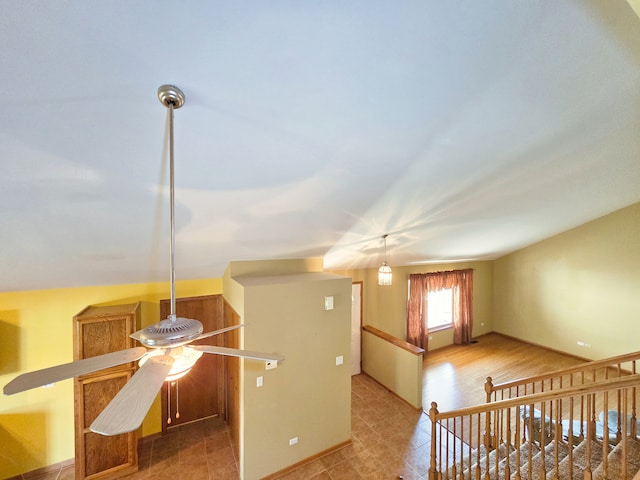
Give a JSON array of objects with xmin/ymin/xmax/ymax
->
[{"xmin": 73, "ymin": 303, "xmax": 140, "ymax": 480}]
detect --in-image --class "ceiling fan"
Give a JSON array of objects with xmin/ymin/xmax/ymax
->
[{"xmin": 3, "ymin": 85, "xmax": 284, "ymax": 436}]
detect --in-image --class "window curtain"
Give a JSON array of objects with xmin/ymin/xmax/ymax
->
[
  {"xmin": 407, "ymin": 274, "xmax": 429, "ymax": 349},
  {"xmin": 407, "ymin": 269, "xmax": 474, "ymax": 349}
]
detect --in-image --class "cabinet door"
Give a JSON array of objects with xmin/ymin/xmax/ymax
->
[
  {"xmin": 74, "ymin": 370, "xmax": 138, "ymax": 480},
  {"xmin": 160, "ymin": 295, "xmax": 224, "ymax": 430}
]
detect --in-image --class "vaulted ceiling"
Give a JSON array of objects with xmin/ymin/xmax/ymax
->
[{"xmin": 2, "ymin": 1, "xmax": 639, "ymax": 292}]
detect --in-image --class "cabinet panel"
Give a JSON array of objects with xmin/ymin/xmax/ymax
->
[
  {"xmin": 82, "ymin": 374, "xmax": 129, "ymax": 426},
  {"xmin": 80, "ymin": 318, "xmax": 128, "ymax": 359},
  {"xmin": 75, "ymin": 372, "xmax": 136, "ymax": 479}
]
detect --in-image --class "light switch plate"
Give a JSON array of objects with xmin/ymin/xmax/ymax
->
[
  {"xmin": 336, "ymin": 355, "xmax": 344, "ymax": 366},
  {"xmin": 324, "ymin": 295, "xmax": 334, "ymax": 310}
]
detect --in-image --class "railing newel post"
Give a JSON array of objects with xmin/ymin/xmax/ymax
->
[
  {"xmin": 484, "ymin": 376, "xmax": 493, "ymax": 403},
  {"xmin": 429, "ymin": 402, "xmax": 440, "ymax": 480}
]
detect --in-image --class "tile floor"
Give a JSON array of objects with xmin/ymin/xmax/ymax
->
[{"xmin": 28, "ymin": 374, "xmax": 435, "ymax": 479}]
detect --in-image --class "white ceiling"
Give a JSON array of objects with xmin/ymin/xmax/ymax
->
[{"xmin": 2, "ymin": 1, "xmax": 640, "ymax": 292}]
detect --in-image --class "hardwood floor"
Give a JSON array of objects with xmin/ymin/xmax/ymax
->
[{"xmin": 422, "ymin": 332, "xmax": 586, "ymax": 412}]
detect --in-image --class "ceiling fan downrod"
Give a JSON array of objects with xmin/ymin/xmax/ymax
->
[{"xmin": 158, "ymin": 85, "xmax": 185, "ymax": 322}]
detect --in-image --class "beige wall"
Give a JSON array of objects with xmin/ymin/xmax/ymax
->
[
  {"xmin": 493, "ymin": 202, "xmax": 640, "ymax": 360},
  {"xmin": 226, "ymin": 260, "xmax": 352, "ymax": 480},
  {"xmin": 362, "ymin": 330, "xmax": 423, "ymax": 408},
  {"xmin": 331, "ymin": 260, "xmax": 493, "ymax": 351}
]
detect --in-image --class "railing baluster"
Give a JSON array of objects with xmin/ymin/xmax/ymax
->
[
  {"xmin": 623, "ymin": 390, "xmax": 628, "ymax": 480},
  {"xmin": 505, "ymin": 407, "xmax": 512, "ymax": 479},
  {"xmin": 445, "ymin": 417, "xmax": 450, "ymax": 479},
  {"xmin": 514, "ymin": 408, "xmax": 521, "ymax": 480},
  {"xmin": 568, "ymin": 395, "xmax": 574, "ymax": 479},
  {"xmin": 551, "ymin": 399, "xmax": 559, "ymax": 480},
  {"xmin": 475, "ymin": 413, "xmax": 481, "ymax": 480},
  {"xmin": 633, "ymin": 361, "xmax": 638, "ymax": 439},
  {"xmin": 539, "ymin": 401, "xmax": 547, "ymax": 480},
  {"xmin": 585, "ymin": 397, "xmax": 593, "ymax": 480}
]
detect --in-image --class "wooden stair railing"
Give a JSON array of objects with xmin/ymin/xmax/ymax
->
[
  {"xmin": 429, "ymin": 374, "xmax": 640, "ymax": 480},
  {"xmin": 485, "ymin": 350, "xmax": 640, "ymax": 440}
]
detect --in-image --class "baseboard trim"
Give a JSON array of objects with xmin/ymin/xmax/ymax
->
[
  {"xmin": 492, "ymin": 331, "xmax": 592, "ymax": 363},
  {"xmin": 8, "ymin": 458, "xmax": 75, "ymax": 480},
  {"xmin": 360, "ymin": 372, "xmax": 424, "ymax": 412},
  {"xmin": 10, "ymin": 433, "xmax": 163, "ymax": 480},
  {"xmin": 260, "ymin": 439, "xmax": 352, "ymax": 480},
  {"xmin": 426, "ymin": 330, "xmax": 594, "ymax": 364}
]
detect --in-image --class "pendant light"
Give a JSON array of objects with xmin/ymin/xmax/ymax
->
[{"xmin": 378, "ymin": 234, "xmax": 392, "ymax": 286}]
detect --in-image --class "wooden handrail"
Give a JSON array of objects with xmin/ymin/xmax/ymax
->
[
  {"xmin": 433, "ymin": 373, "xmax": 640, "ymax": 421},
  {"xmin": 362, "ymin": 325, "xmax": 425, "ymax": 355},
  {"xmin": 488, "ymin": 350, "xmax": 640, "ymax": 393}
]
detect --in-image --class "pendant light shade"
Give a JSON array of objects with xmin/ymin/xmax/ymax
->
[{"xmin": 378, "ymin": 234, "xmax": 392, "ymax": 286}]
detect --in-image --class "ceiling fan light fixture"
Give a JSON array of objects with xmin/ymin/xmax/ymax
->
[
  {"xmin": 378, "ymin": 234, "xmax": 392, "ymax": 286},
  {"xmin": 139, "ymin": 346, "xmax": 203, "ymax": 382}
]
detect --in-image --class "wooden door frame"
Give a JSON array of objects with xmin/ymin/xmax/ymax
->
[
  {"xmin": 352, "ymin": 281, "xmax": 363, "ymax": 375},
  {"xmin": 159, "ymin": 294, "xmax": 225, "ymax": 433}
]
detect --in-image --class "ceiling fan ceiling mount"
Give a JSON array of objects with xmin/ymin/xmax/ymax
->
[{"xmin": 157, "ymin": 84, "xmax": 185, "ymax": 109}]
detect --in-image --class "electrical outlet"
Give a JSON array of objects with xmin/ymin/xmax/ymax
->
[
  {"xmin": 336, "ymin": 355, "xmax": 344, "ymax": 366},
  {"xmin": 256, "ymin": 376, "xmax": 263, "ymax": 387},
  {"xmin": 289, "ymin": 437, "xmax": 298, "ymax": 446}
]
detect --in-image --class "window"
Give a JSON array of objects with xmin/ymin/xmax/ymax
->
[{"xmin": 427, "ymin": 288, "xmax": 453, "ymax": 330}]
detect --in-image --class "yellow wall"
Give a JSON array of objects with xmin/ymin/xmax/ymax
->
[
  {"xmin": 331, "ymin": 260, "xmax": 494, "ymax": 350},
  {"xmin": 0, "ymin": 278, "xmax": 221, "ymax": 479},
  {"xmin": 493, "ymin": 202, "xmax": 640, "ymax": 359}
]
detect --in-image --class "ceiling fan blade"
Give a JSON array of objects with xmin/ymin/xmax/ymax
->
[
  {"xmin": 191, "ymin": 345, "xmax": 284, "ymax": 362},
  {"xmin": 3, "ymin": 347, "xmax": 148, "ymax": 396},
  {"xmin": 90, "ymin": 354, "xmax": 174, "ymax": 436},
  {"xmin": 194, "ymin": 323, "xmax": 245, "ymax": 341}
]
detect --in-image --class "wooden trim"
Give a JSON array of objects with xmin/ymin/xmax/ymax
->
[
  {"xmin": 362, "ymin": 325, "xmax": 425, "ymax": 355},
  {"xmin": 14, "ymin": 458, "xmax": 74, "ymax": 480},
  {"xmin": 353, "ymin": 281, "xmax": 363, "ymax": 374},
  {"xmin": 260, "ymin": 440, "xmax": 352, "ymax": 480}
]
